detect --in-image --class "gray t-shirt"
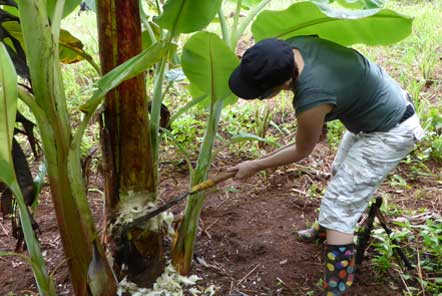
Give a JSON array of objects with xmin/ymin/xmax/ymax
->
[{"xmin": 286, "ymin": 36, "xmax": 406, "ymax": 133}]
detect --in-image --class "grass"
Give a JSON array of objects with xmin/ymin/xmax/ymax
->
[{"xmin": 371, "ymin": 217, "xmax": 442, "ymax": 295}]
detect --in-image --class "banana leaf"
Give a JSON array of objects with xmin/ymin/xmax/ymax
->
[
  {"xmin": 0, "ymin": 137, "xmax": 39, "ymax": 218},
  {"xmin": 182, "ymin": 32, "xmax": 238, "ymax": 103},
  {"xmin": 0, "ymin": 138, "xmax": 38, "ymax": 253},
  {"xmin": 156, "ymin": 0, "xmax": 223, "ymax": 36},
  {"xmin": 0, "ymin": 9, "xmax": 28, "ymax": 79},
  {"xmin": 1, "ymin": 21, "xmax": 93, "ymax": 66},
  {"xmin": 252, "ymin": 1, "xmax": 412, "ymax": 46},
  {"xmin": 0, "ymin": 42, "xmax": 54, "ymax": 296},
  {"xmin": 0, "ymin": 43, "xmax": 16, "ymax": 161},
  {"xmin": 80, "ymin": 41, "xmax": 167, "ymax": 113}
]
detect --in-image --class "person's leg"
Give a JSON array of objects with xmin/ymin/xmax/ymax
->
[
  {"xmin": 326, "ymin": 230, "xmax": 353, "ymax": 245},
  {"xmin": 297, "ymin": 131, "xmax": 356, "ymax": 242},
  {"xmin": 330, "ymin": 131, "xmax": 357, "ymax": 178},
  {"xmin": 320, "ymin": 116, "xmax": 421, "ymax": 295}
]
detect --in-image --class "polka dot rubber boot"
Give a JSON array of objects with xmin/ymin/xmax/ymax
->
[
  {"xmin": 297, "ymin": 221, "xmax": 326, "ymax": 242},
  {"xmin": 323, "ymin": 244, "xmax": 356, "ymax": 296}
]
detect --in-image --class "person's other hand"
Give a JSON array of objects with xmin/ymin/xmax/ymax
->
[{"xmin": 227, "ymin": 160, "xmax": 260, "ymax": 180}]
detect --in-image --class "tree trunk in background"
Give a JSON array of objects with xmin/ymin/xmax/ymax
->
[{"xmin": 96, "ymin": 0, "xmax": 164, "ymax": 287}]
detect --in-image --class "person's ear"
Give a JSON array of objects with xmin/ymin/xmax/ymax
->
[{"xmin": 282, "ymin": 78, "xmax": 293, "ymax": 90}]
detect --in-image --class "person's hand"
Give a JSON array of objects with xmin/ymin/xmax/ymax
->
[{"xmin": 228, "ymin": 160, "xmax": 260, "ymax": 180}]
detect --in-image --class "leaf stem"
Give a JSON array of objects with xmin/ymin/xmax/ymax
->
[
  {"xmin": 231, "ymin": 0, "xmax": 270, "ymax": 48},
  {"xmin": 232, "ymin": 0, "xmax": 243, "ymax": 43},
  {"xmin": 219, "ymin": 5, "xmax": 231, "ymax": 47}
]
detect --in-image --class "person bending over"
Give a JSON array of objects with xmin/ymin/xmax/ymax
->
[{"xmin": 227, "ymin": 36, "xmax": 424, "ymax": 296}]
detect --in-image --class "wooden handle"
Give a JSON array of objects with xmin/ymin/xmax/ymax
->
[{"xmin": 189, "ymin": 171, "xmax": 236, "ymax": 194}]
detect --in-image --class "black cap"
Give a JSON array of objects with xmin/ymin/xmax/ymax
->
[{"xmin": 229, "ymin": 38, "xmax": 294, "ymax": 100}]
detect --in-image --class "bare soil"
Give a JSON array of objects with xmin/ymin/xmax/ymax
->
[{"xmin": 0, "ymin": 142, "xmax": 441, "ymax": 296}]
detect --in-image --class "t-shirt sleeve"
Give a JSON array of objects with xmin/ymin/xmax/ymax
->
[{"xmin": 293, "ymin": 89, "xmax": 337, "ymax": 116}]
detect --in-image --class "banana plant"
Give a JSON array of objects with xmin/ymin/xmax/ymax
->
[
  {"xmin": 93, "ymin": 0, "xmax": 241, "ymax": 287},
  {"xmin": 3, "ymin": 0, "xmax": 170, "ymax": 294},
  {"xmin": 14, "ymin": 0, "xmax": 118, "ymax": 293},
  {"xmin": 148, "ymin": 0, "xmax": 252, "ymax": 276},
  {"xmin": 171, "ymin": 32, "xmax": 239, "ymax": 274}
]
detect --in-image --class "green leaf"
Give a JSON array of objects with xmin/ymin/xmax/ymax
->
[
  {"xmin": 47, "ymin": 0, "xmax": 82, "ymax": 19},
  {"xmin": 0, "ymin": 156, "xmax": 14, "ymax": 185},
  {"xmin": 182, "ymin": 32, "xmax": 238, "ymax": 103},
  {"xmin": 170, "ymin": 94, "xmax": 207, "ymax": 123},
  {"xmin": 80, "ymin": 41, "xmax": 167, "ymax": 113},
  {"xmin": 0, "ymin": 42, "xmax": 17, "ymax": 163},
  {"xmin": 0, "ymin": 42, "xmax": 53, "ymax": 293},
  {"xmin": 156, "ymin": 0, "xmax": 223, "ymax": 36},
  {"xmin": 2, "ymin": 21, "xmax": 92, "ymax": 65},
  {"xmin": 252, "ymin": 1, "xmax": 412, "ymax": 46},
  {"xmin": 58, "ymin": 29, "xmax": 87, "ymax": 64}
]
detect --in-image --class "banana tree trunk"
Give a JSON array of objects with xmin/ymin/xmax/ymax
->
[
  {"xmin": 17, "ymin": 1, "xmax": 116, "ymax": 295},
  {"xmin": 96, "ymin": 0, "xmax": 164, "ymax": 286}
]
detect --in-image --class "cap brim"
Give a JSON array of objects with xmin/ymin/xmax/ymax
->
[{"xmin": 229, "ymin": 66, "xmax": 264, "ymax": 100}]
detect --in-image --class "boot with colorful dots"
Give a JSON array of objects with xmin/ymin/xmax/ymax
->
[
  {"xmin": 323, "ymin": 244, "xmax": 355, "ymax": 296},
  {"xmin": 297, "ymin": 221, "xmax": 327, "ymax": 242}
]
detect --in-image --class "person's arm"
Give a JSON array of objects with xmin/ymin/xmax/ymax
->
[
  {"xmin": 259, "ymin": 142, "xmax": 295, "ymax": 160},
  {"xmin": 255, "ymin": 104, "xmax": 331, "ymax": 169},
  {"xmin": 230, "ymin": 104, "xmax": 333, "ymax": 179}
]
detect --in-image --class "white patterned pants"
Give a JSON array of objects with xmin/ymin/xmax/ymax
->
[{"xmin": 318, "ymin": 114, "xmax": 424, "ymax": 234}]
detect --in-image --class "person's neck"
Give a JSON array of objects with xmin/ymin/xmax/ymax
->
[{"xmin": 292, "ymin": 48, "xmax": 304, "ymax": 80}]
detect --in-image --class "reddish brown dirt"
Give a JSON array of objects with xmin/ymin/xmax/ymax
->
[{"xmin": 0, "ymin": 142, "xmax": 441, "ymax": 295}]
